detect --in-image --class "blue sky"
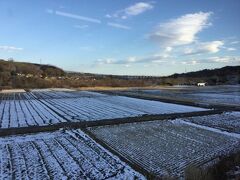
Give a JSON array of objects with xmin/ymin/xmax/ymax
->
[{"xmin": 0, "ymin": 0, "xmax": 239, "ymax": 75}]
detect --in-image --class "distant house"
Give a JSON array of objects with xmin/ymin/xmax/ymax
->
[
  {"xmin": 197, "ymin": 82, "xmax": 206, "ymax": 86},
  {"xmin": 26, "ymin": 74, "xmax": 33, "ymax": 78}
]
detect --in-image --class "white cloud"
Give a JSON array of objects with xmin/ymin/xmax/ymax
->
[
  {"xmin": 105, "ymin": 14, "xmax": 112, "ymax": 18},
  {"xmin": 205, "ymin": 56, "xmax": 240, "ymax": 63},
  {"xmin": 165, "ymin": 46, "xmax": 172, "ymax": 52},
  {"xmin": 97, "ymin": 58, "xmax": 116, "ymax": 65},
  {"xmin": 97, "ymin": 54, "xmax": 167, "ymax": 65},
  {"xmin": 107, "ymin": 22, "xmax": 131, "ymax": 30},
  {"xmin": 184, "ymin": 41, "xmax": 224, "ymax": 55},
  {"xmin": 181, "ymin": 60, "xmax": 198, "ymax": 65},
  {"xmin": 55, "ymin": 11, "xmax": 101, "ymax": 24},
  {"xmin": 125, "ymin": 2, "xmax": 154, "ymax": 16},
  {"xmin": 230, "ymin": 41, "xmax": 239, "ymax": 45},
  {"xmin": 47, "ymin": 9, "xmax": 101, "ymax": 24},
  {"xmin": 74, "ymin": 25, "xmax": 89, "ymax": 29},
  {"xmin": 226, "ymin": 47, "xmax": 236, "ymax": 51},
  {"xmin": 149, "ymin": 12, "xmax": 212, "ymax": 47},
  {"xmin": 96, "ymin": 55, "xmax": 240, "ymax": 67},
  {"xmin": 0, "ymin": 45, "xmax": 23, "ymax": 51},
  {"xmin": 127, "ymin": 56, "xmax": 137, "ymax": 62},
  {"xmin": 107, "ymin": 2, "xmax": 154, "ymax": 19}
]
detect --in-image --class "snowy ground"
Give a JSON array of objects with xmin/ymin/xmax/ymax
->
[
  {"xmin": 133, "ymin": 85, "xmax": 240, "ymax": 106},
  {"xmin": 0, "ymin": 89, "xmax": 239, "ymax": 178},
  {"xmin": 89, "ymin": 119, "xmax": 240, "ymax": 178},
  {"xmin": 186, "ymin": 93, "xmax": 240, "ymax": 106},
  {"xmin": 41, "ymin": 95, "xmax": 206, "ymax": 122},
  {"xmin": 30, "ymin": 88, "xmax": 75, "ymax": 92},
  {"xmin": 32, "ymin": 90, "xmax": 107, "ymax": 99},
  {"xmin": 0, "ymin": 91, "xmax": 206, "ymax": 128},
  {"xmin": 183, "ymin": 112, "xmax": 240, "ymax": 134},
  {"xmin": 0, "ymin": 129, "xmax": 145, "ymax": 179},
  {"xmin": 0, "ymin": 99, "xmax": 65, "ymax": 128}
]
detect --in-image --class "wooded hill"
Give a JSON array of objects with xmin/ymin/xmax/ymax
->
[
  {"xmin": 0, "ymin": 59, "xmax": 65, "ymax": 88},
  {"xmin": 0, "ymin": 59, "xmax": 239, "ymax": 89},
  {"xmin": 167, "ymin": 66, "xmax": 240, "ymax": 85}
]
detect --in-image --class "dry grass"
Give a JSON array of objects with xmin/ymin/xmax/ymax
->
[
  {"xmin": 0, "ymin": 89, "xmax": 26, "ymax": 93},
  {"xmin": 185, "ymin": 166, "xmax": 214, "ymax": 180},
  {"xmin": 185, "ymin": 151, "xmax": 240, "ymax": 180}
]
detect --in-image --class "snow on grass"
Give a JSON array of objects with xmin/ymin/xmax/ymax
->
[
  {"xmin": 187, "ymin": 93, "xmax": 240, "ymax": 106},
  {"xmin": 30, "ymin": 88, "xmax": 75, "ymax": 92},
  {"xmin": 172, "ymin": 119, "xmax": 240, "ymax": 139},
  {"xmin": 89, "ymin": 120, "xmax": 240, "ymax": 178},
  {"xmin": 31, "ymin": 90, "xmax": 107, "ymax": 99},
  {"xmin": 138, "ymin": 86, "xmax": 240, "ymax": 106},
  {"xmin": 0, "ymin": 130, "xmax": 145, "ymax": 180},
  {"xmin": 0, "ymin": 99, "xmax": 65, "ymax": 128},
  {"xmin": 183, "ymin": 112, "xmax": 240, "ymax": 134},
  {"xmin": 42, "ymin": 94, "xmax": 207, "ymax": 122},
  {"xmin": 0, "ymin": 91, "xmax": 207, "ymax": 128},
  {"xmin": 30, "ymin": 89, "xmax": 52, "ymax": 92},
  {"xmin": 49, "ymin": 88, "xmax": 76, "ymax": 91}
]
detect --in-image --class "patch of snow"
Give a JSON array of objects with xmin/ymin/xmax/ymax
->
[
  {"xmin": 0, "ymin": 130, "xmax": 146, "ymax": 179},
  {"xmin": 90, "ymin": 119, "xmax": 240, "ymax": 178},
  {"xmin": 172, "ymin": 119, "xmax": 240, "ymax": 139}
]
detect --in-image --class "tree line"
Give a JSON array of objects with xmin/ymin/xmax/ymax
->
[{"xmin": 0, "ymin": 59, "xmax": 239, "ymax": 89}]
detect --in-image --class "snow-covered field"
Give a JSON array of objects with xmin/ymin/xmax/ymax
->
[
  {"xmin": 42, "ymin": 95, "xmax": 206, "ymax": 122},
  {"xmin": 0, "ymin": 91, "xmax": 206, "ymax": 128},
  {"xmin": 0, "ymin": 92, "xmax": 28, "ymax": 100},
  {"xmin": 0, "ymin": 89, "xmax": 239, "ymax": 178},
  {"xmin": 184, "ymin": 112, "xmax": 240, "ymax": 134},
  {"xmin": 135, "ymin": 85, "xmax": 240, "ymax": 106},
  {"xmin": 89, "ymin": 119, "xmax": 240, "ymax": 178},
  {"xmin": 30, "ymin": 88, "xmax": 75, "ymax": 92},
  {"xmin": 32, "ymin": 90, "xmax": 106, "ymax": 99},
  {"xmin": 0, "ymin": 129, "xmax": 145, "ymax": 179},
  {"xmin": 0, "ymin": 99, "xmax": 64, "ymax": 128},
  {"xmin": 186, "ymin": 93, "xmax": 240, "ymax": 106}
]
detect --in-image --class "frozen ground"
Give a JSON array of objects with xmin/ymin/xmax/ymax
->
[
  {"xmin": 0, "ymin": 88, "xmax": 239, "ymax": 179},
  {"xmin": 0, "ymin": 91, "xmax": 206, "ymax": 128},
  {"xmin": 42, "ymin": 95, "xmax": 206, "ymax": 122},
  {"xmin": 89, "ymin": 119, "xmax": 240, "ymax": 178},
  {"xmin": 131, "ymin": 85, "xmax": 240, "ymax": 106},
  {"xmin": 0, "ymin": 99, "xmax": 65, "ymax": 128},
  {"xmin": 30, "ymin": 88, "xmax": 75, "ymax": 92},
  {"xmin": 183, "ymin": 112, "xmax": 240, "ymax": 134},
  {"xmin": 32, "ymin": 90, "xmax": 107, "ymax": 99},
  {"xmin": 0, "ymin": 91, "xmax": 107, "ymax": 100},
  {"xmin": 186, "ymin": 93, "xmax": 240, "ymax": 106},
  {"xmin": 0, "ymin": 129, "xmax": 145, "ymax": 179}
]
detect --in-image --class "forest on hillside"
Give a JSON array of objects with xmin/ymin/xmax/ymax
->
[{"xmin": 0, "ymin": 59, "xmax": 239, "ymax": 89}]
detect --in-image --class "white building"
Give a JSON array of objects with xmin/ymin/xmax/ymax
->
[{"xmin": 197, "ymin": 82, "xmax": 206, "ymax": 86}]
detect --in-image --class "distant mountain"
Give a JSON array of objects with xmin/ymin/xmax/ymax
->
[
  {"xmin": 166, "ymin": 66, "xmax": 240, "ymax": 85},
  {"xmin": 169, "ymin": 66, "xmax": 240, "ymax": 78},
  {"xmin": 0, "ymin": 59, "xmax": 65, "ymax": 77},
  {"xmin": 0, "ymin": 59, "xmax": 65, "ymax": 88},
  {"xmin": 0, "ymin": 58, "xmax": 239, "ymax": 89},
  {"xmin": 67, "ymin": 65, "xmax": 240, "ymax": 85}
]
